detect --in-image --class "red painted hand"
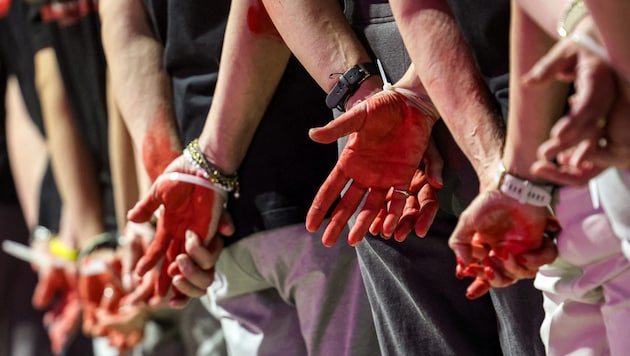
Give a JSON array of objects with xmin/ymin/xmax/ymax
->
[
  {"xmin": 306, "ymin": 89, "xmax": 438, "ymax": 247},
  {"xmin": 128, "ymin": 156, "xmax": 228, "ymax": 298},
  {"xmin": 30, "ymin": 238, "xmax": 81, "ymax": 355},
  {"xmin": 449, "ymin": 189, "xmax": 557, "ymax": 299}
]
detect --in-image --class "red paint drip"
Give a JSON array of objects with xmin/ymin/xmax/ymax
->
[
  {"xmin": 141, "ymin": 107, "xmax": 180, "ymax": 181},
  {"xmin": 246, "ymin": 0, "xmax": 280, "ymax": 38}
]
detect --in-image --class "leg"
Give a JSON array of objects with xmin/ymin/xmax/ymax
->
[
  {"xmin": 355, "ymin": 214, "xmax": 502, "ymax": 356},
  {"xmin": 209, "ymin": 224, "xmax": 379, "ymax": 356}
]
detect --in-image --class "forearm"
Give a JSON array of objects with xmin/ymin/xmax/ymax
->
[
  {"xmin": 106, "ymin": 74, "xmax": 140, "ymax": 231},
  {"xmin": 99, "ymin": 0, "xmax": 180, "ymax": 180},
  {"xmin": 517, "ymin": 0, "xmax": 567, "ymax": 39},
  {"xmin": 503, "ymin": 0, "xmax": 570, "ymax": 181},
  {"xmin": 390, "ymin": 0, "xmax": 504, "ymax": 188},
  {"xmin": 34, "ymin": 48, "xmax": 104, "ymax": 246},
  {"xmin": 584, "ymin": 0, "xmax": 630, "ymax": 81},
  {"xmin": 196, "ymin": 0, "xmax": 291, "ymax": 174},
  {"xmin": 261, "ymin": 0, "xmax": 379, "ymax": 94}
]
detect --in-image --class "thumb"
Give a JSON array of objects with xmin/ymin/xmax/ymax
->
[
  {"xmin": 127, "ymin": 193, "xmax": 161, "ymax": 224},
  {"xmin": 523, "ymin": 42, "xmax": 577, "ymax": 85},
  {"xmin": 448, "ymin": 215, "xmax": 477, "ymax": 266},
  {"xmin": 308, "ymin": 104, "xmax": 367, "ymax": 144}
]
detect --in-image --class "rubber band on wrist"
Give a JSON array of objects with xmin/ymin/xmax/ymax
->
[{"xmin": 49, "ymin": 237, "xmax": 79, "ymax": 262}]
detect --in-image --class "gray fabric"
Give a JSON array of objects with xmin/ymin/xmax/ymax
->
[
  {"xmin": 205, "ymin": 223, "xmax": 380, "ymax": 356},
  {"xmin": 341, "ymin": 1, "xmax": 546, "ymax": 355}
]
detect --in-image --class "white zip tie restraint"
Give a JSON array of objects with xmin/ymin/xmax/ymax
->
[
  {"xmin": 376, "ymin": 59, "xmax": 440, "ymax": 119},
  {"xmin": 155, "ymin": 171, "xmax": 229, "ymax": 200}
]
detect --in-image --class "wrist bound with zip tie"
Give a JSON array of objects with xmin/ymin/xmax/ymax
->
[{"xmin": 184, "ymin": 138, "xmax": 240, "ymax": 198}]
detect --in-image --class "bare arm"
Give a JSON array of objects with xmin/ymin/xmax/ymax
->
[
  {"xmin": 5, "ymin": 75, "xmax": 48, "ymax": 230},
  {"xmin": 34, "ymin": 47, "xmax": 104, "ymax": 249},
  {"xmin": 389, "ymin": 0, "xmax": 505, "ymax": 189},
  {"xmin": 504, "ymin": 0, "xmax": 570, "ymax": 179},
  {"xmin": 197, "ymin": 0, "xmax": 292, "ymax": 173},
  {"xmin": 584, "ymin": 0, "xmax": 630, "ymax": 81},
  {"xmin": 99, "ymin": 0, "xmax": 180, "ymax": 181}
]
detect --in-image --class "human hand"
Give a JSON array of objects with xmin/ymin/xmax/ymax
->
[
  {"xmin": 128, "ymin": 154, "xmax": 229, "ymax": 298},
  {"xmin": 167, "ymin": 229, "xmax": 225, "ymax": 308},
  {"xmin": 577, "ymin": 79, "xmax": 630, "ymax": 169},
  {"xmin": 449, "ymin": 189, "xmax": 554, "ymax": 298},
  {"xmin": 77, "ymin": 250, "xmax": 125, "ymax": 337},
  {"xmin": 94, "ymin": 303, "xmax": 149, "ymax": 354},
  {"xmin": 36, "ymin": 265, "xmax": 81, "ymax": 356},
  {"xmin": 78, "ymin": 250, "xmax": 150, "ymax": 354},
  {"xmin": 30, "ymin": 236, "xmax": 81, "ymax": 355},
  {"xmin": 455, "ymin": 224, "xmax": 559, "ymax": 299},
  {"xmin": 119, "ymin": 221, "xmax": 155, "ymax": 292},
  {"xmin": 368, "ymin": 138, "xmax": 443, "ymax": 241},
  {"xmin": 306, "ymin": 88, "xmax": 439, "ymax": 247},
  {"xmin": 532, "ymin": 77, "xmax": 630, "ymax": 184},
  {"xmin": 523, "ymin": 32, "xmax": 617, "ymax": 185}
]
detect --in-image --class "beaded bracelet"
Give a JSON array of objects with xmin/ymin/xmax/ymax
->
[
  {"xmin": 184, "ymin": 138, "xmax": 240, "ymax": 198},
  {"xmin": 557, "ymin": 0, "xmax": 588, "ymax": 38}
]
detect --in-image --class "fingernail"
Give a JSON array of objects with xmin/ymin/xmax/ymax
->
[{"xmin": 186, "ymin": 230, "xmax": 194, "ymax": 241}]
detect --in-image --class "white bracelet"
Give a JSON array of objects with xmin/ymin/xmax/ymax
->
[{"xmin": 496, "ymin": 162, "xmax": 555, "ymax": 207}]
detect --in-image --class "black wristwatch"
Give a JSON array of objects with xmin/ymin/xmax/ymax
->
[{"xmin": 326, "ymin": 62, "xmax": 379, "ymax": 112}]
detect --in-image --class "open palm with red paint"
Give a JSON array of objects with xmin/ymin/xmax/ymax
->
[
  {"xmin": 127, "ymin": 154, "xmax": 231, "ymax": 301},
  {"xmin": 306, "ymin": 88, "xmax": 439, "ymax": 247}
]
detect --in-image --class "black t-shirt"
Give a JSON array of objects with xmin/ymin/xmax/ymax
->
[
  {"xmin": 27, "ymin": 0, "xmax": 116, "ymax": 232},
  {"xmin": 0, "ymin": 0, "xmax": 44, "ymax": 205},
  {"xmin": 143, "ymin": 0, "xmax": 337, "ymax": 242}
]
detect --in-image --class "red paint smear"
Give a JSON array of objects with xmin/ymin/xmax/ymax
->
[
  {"xmin": 141, "ymin": 107, "xmax": 180, "ymax": 181},
  {"xmin": 0, "ymin": 0, "xmax": 11, "ymax": 19},
  {"xmin": 247, "ymin": 0, "xmax": 280, "ymax": 38}
]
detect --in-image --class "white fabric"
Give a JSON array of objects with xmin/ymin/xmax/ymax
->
[{"xmin": 535, "ymin": 176, "xmax": 630, "ymax": 356}]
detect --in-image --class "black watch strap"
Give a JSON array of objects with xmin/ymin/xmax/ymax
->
[{"xmin": 326, "ymin": 62, "xmax": 379, "ymax": 112}]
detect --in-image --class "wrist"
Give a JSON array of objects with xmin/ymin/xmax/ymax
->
[
  {"xmin": 78, "ymin": 232, "xmax": 120, "ymax": 260},
  {"xmin": 557, "ymin": 0, "xmax": 588, "ymax": 38},
  {"xmin": 184, "ymin": 138, "xmax": 240, "ymax": 197},
  {"xmin": 496, "ymin": 161, "xmax": 557, "ymax": 208},
  {"xmin": 326, "ymin": 62, "xmax": 381, "ymax": 112},
  {"xmin": 345, "ymin": 76, "xmax": 383, "ymax": 110}
]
